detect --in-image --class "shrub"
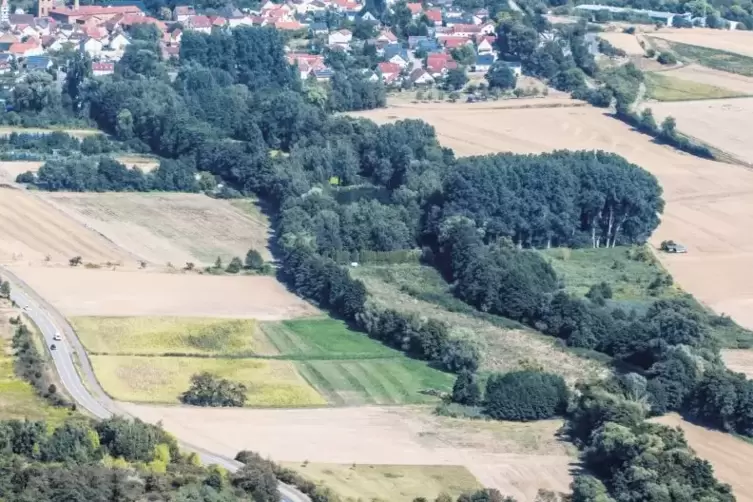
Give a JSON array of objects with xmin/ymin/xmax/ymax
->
[
  {"xmin": 657, "ymin": 51, "xmax": 678, "ymax": 65},
  {"xmin": 451, "ymin": 370, "xmax": 482, "ymax": 405},
  {"xmin": 180, "ymin": 372, "xmax": 247, "ymax": 407},
  {"xmin": 484, "ymin": 371, "xmax": 568, "ymax": 421},
  {"xmin": 226, "ymin": 257, "xmax": 243, "ymax": 274},
  {"xmin": 245, "ymin": 249, "xmax": 265, "ymax": 271}
]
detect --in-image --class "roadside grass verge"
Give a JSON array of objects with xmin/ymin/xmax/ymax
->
[
  {"xmin": 0, "ymin": 307, "xmax": 71, "ymax": 424},
  {"xmin": 295, "ymin": 358, "xmax": 454, "ymax": 406},
  {"xmin": 90, "ymin": 355, "xmax": 327, "ymax": 407},
  {"xmin": 644, "ymin": 72, "xmax": 746, "ymax": 101},
  {"xmin": 657, "ymin": 40, "xmax": 753, "ymax": 77},
  {"xmin": 351, "ymin": 264, "xmax": 608, "ymax": 383},
  {"xmin": 281, "ymin": 463, "xmax": 482, "ymax": 501},
  {"xmin": 72, "ymin": 317, "xmax": 275, "ymax": 356}
]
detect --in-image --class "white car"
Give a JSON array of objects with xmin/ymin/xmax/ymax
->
[{"xmin": 52, "ymin": 333, "xmax": 62, "ymax": 341}]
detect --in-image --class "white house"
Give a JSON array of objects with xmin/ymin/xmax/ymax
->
[
  {"xmin": 327, "ymin": 28, "xmax": 352, "ymax": 46},
  {"xmin": 477, "ymin": 38, "xmax": 494, "ymax": 55},
  {"xmin": 479, "ymin": 21, "xmax": 495, "ymax": 35},
  {"xmin": 79, "ymin": 37, "xmax": 103, "ymax": 57},
  {"xmin": 409, "ymin": 68, "xmax": 434, "ymax": 85},
  {"xmin": 108, "ymin": 32, "xmax": 131, "ymax": 51},
  {"xmin": 388, "ymin": 53, "xmax": 409, "ymax": 68}
]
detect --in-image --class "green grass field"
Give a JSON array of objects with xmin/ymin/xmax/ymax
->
[
  {"xmin": 261, "ymin": 318, "xmax": 398, "ymax": 359},
  {"xmin": 282, "ymin": 463, "xmax": 482, "ymax": 501},
  {"xmin": 658, "ymin": 40, "xmax": 753, "ymax": 77},
  {"xmin": 90, "ymin": 355, "xmax": 327, "ymax": 407},
  {"xmin": 296, "ymin": 358, "xmax": 454, "ymax": 406},
  {"xmin": 72, "ymin": 317, "xmax": 275, "ymax": 356},
  {"xmin": 644, "ymin": 72, "xmax": 745, "ymax": 101},
  {"xmin": 539, "ymin": 246, "xmax": 678, "ymax": 301}
]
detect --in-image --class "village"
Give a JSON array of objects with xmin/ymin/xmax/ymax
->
[{"xmin": 0, "ymin": 0, "xmax": 524, "ymax": 92}]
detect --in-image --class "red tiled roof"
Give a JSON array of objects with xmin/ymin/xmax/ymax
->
[
  {"xmin": 51, "ymin": 5, "xmax": 143, "ymax": 16},
  {"xmin": 406, "ymin": 2, "xmax": 422, "ymax": 14},
  {"xmin": 425, "ymin": 8, "xmax": 442, "ymax": 23},
  {"xmin": 187, "ymin": 15, "xmax": 212, "ymax": 28},
  {"xmin": 378, "ymin": 61, "xmax": 400, "ymax": 74}
]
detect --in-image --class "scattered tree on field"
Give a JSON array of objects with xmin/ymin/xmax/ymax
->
[
  {"xmin": 245, "ymin": 249, "xmax": 265, "ymax": 271},
  {"xmin": 181, "ymin": 372, "xmax": 247, "ymax": 407},
  {"xmin": 226, "ymin": 256, "xmax": 243, "ymax": 273},
  {"xmin": 69, "ymin": 256, "xmax": 82, "ymax": 267}
]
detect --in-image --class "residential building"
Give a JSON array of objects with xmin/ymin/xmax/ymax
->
[
  {"xmin": 408, "ymin": 68, "xmax": 433, "ymax": 85},
  {"xmin": 38, "ymin": 0, "xmax": 54, "ymax": 17},
  {"xmin": 0, "ymin": 0, "xmax": 8, "ymax": 25},
  {"xmin": 472, "ymin": 53, "xmax": 493, "ymax": 72},
  {"xmin": 309, "ymin": 21, "xmax": 328, "ymax": 34},
  {"xmin": 92, "ymin": 61, "xmax": 114, "ymax": 75},
  {"xmin": 172, "ymin": 5, "xmax": 195, "ymax": 21},
  {"xmin": 25, "ymin": 54, "xmax": 51, "ymax": 70},
  {"xmin": 406, "ymin": 2, "xmax": 422, "ymax": 17},
  {"xmin": 79, "ymin": 36, "xmax": 103, "ymax": 56},
  {"xmin": 425, "ymin": 8, "xmax": 442, "ymax": 24},
  {"xmin": 377, "ymin": 61, "xmax": 400, "ymax": 81},
  {"xmin": 328, "ymin": 28, "xmax": 352, "ymax": 46},
  {"xmin": 49, "ymin": 4, "xmax": 145, "ymax": 24},
  {"xmin": 184, "ymin": 14, "xmax": 212, "ymax": 33}
]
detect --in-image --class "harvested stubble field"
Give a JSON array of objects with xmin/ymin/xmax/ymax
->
[
  {"xmin": 72, "ymin": 316, "xmax": 271, "ymax": 356},
  {"xmin": 721, "ymin": 348, "xmax": 753, "ymax": 378},
  {"xmin": 0, "ymin": 187, "xmax": 134, "ymax": 265},
  {"xmin": 652, "ymin": 38, "xmax": 753, "ymax": 77},
  {"xmin": 650, "ymin": 28, "xmax": 753, "ymax": 58},
  {"xmin": 656, "ymin": 64, "xmax": 753, "ymax": 95},
  {"xmin": 91, "ymin": 354, "xmax": 327, "ymax": 407},
  {"xmin": 282, "ymin": 463, "xmax": 482, "ymax": 502},
  {"xmin": 0, "ymin": 161, "xmax": 43, "ymax": 182},
  {"xmin": 599, "ymin": 32, "xmax": 645, "ymax": 55},
  {"xmin": 8, "ymin": 266, "xmax": 318, "ymax": 320},
  {"xmin": 113, "ymin": 155, "xmax": 160, "ymax": 172},
  {"xmin": 351, "ymin": 263, "xmax": 606, "ymax": 383},
  {"xmin": 647, "ymin": 97, "xmax": 753, "ymax": 164},
  {"xmin": 350, "ymin": 103, "xmax": 753, "ymax": 331},
  {"xmin": 653, "ymin": 414, "xmax": 753, "ymax": 502},
  {"xmin": 40, "ymin": 192, "xmax": 272, "ymax": 265},
  {"xmin": 123, "ymin": 402, "xmax": 575, "ymax": 502}
]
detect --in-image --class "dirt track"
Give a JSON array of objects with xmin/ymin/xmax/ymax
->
[
  {"xmin": 123, "ymin": 403, "xmax": 575, "ymax": 502},
  {"xmin": 351, "ymin": 104, "xmax": 753, "ymax": 330}
]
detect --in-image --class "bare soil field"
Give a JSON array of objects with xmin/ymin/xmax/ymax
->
[
  {"xmin": 7, "ymin": 266, "xmax": 318, "ymax": 320},
  {"xmin": 0, "ymin": 187, "xmax": 134, "ymax": 265},
  {"xmin": 0, "ymin": 161, "xmax": 43, "ymax": 182},
  {"xmin": 721, "ymin": 349, "xmax": 753, "ymax": 378},
  {"xmin": 350, "ymin": 104, "xmax": 753, "ymax": 330},
  {"xmin": 653, "ymin": 414, "xmax": 753, "ymax": 502},
  {"xmin": 123, "ymin": 403, "xmax": 575, "ymax": 502},
  {"xmin": 599, "ymin": 32, "xmax": 645, "ymax": 55},
  {"xmin": 657, "ymin": 64, "xmax": 753, "ymax": 94},
  {"xmin": 40, "ymin": 192, "xmax": 272, "ymax": 265},
  {"xmin": 650, "ymin": 28, "xmax": 753, "ymax": 57},
  {"xmin": 648, "ymin": 98, "xmax": 753, "ymax": 164}
]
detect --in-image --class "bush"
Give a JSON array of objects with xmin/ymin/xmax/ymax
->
[
  {"xmin": 451, "ymin": 370, "xmax": 482, "ymax": 405},
  {"xmin": 657, "ymin": 51, "xmax": 678, "ymax": 65},
  {"xmin": 180, "ymin": 372, "xmax": 247, "ymax": 407},
  {"xmin": 226, "ymin": 257, "xmax": 243, "ymax": 274},
  {"xmin": 484, "ymin": 370, "xmax": 568, "ymax": 421},
  {"xmin": 245, "ymin": 249, "xmax": 265, "ymax": 271}
]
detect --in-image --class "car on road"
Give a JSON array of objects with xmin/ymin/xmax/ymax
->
[
  {"xmin": 52, "ymin": 333, "xmax": 62, "ymax": 341},
  {"xmin": 50, "ymin": 344, "xmax": 56, "ymax": 351},
  {"xmin": 22, "ymin": 305, "xmax": 30, "ymax": 312}
]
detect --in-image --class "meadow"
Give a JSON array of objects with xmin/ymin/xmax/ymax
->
[
  {"xmin": 281, "ymin": 463, "xmax": 483, "ymax": 501},
  {"xmin": 351, "ymin": 263, "xmax": 607, "ymax": 383},
  {"xmin": 644, "ymin": 71, "xmax": 745, "ymax": 101},
  {"xmin": 84, "ymin": 316, "xmax": 454, "ymax": 407},
  {"xmin": 655, "ymin": 40, "xmax": 753, "ymax": 77},
  {"xmin": 90, "ymin": 355, "xmax": 327, "ymax": 407}
]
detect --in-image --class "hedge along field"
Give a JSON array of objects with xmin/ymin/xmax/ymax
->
[
  {"xmin": 71, "ymin": 317, "xmax": 277, "ymax": 356},
  {"xmin": 90, "ymin": 355, "xmax": 327, "ymax": 407}
]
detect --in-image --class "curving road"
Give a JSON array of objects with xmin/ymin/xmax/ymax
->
[{"xmin": 2, "ymin": 267, "xmax": 309, "ymax": 502}]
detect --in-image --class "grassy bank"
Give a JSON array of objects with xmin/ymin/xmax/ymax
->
[{"xmin": 644, "ymin": 72, "xmax": 745, "ymax": 101}]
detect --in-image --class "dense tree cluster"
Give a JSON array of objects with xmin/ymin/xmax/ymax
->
[
  {"xmin": 485, "ymin": 371, "xmax": 569, "ymax": 420},
  {"xmin": 437, "ymin": 151, "xmax": 664, "ymax": 249},
  {"xmin": 22, "ymin": 156, "xmax": 199, "ymax": 192},
  {"xmin": 568, "ymin": 382, "xmax": 735, "ymax": 502},
  {"xmin": 0, "ymin": 416, "xmax": 297, "ymax": 502},
  {"xmin": 180, "ymin": 372, "xmax": 247, "ymax": 407}
]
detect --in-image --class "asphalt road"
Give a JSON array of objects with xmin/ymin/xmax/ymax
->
[{"xmin": 3, "ymin": 267, "xmax": 309, "ymax": 502}]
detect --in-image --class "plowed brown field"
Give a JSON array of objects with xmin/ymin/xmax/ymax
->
[{"xmin": 351, "ymin": 103, "xmax": 753, "ymax": 330}]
